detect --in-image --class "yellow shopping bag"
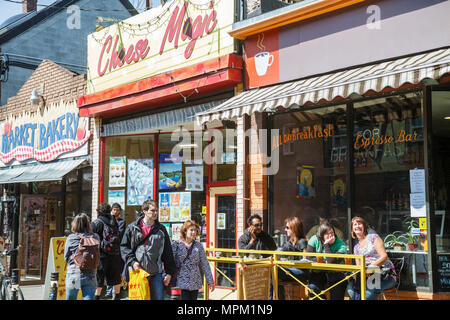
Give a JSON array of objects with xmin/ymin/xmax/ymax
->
[{"xmin": 128, "ymin": 269, "xmax": 151, "ymax": 300}]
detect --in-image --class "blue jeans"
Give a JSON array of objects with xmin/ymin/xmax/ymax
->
[
  {"xmin": 347, "ymin": 275, "xmax": 396, "ymax": 300},
  {"xmin": 66, "ymin": 271, "xmax": 97, "ymax": 300},
  {"xmin": 148, "ymin": 272, "xmax": 165, "ymax": 300}
]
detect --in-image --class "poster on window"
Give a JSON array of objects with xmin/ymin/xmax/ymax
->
[
  {"xmin": 108, "ymin": 190, "xmax": 125, "ymax": 210},
  {"xmin": 217, "ymin": 213, "xmax": 226, "ymax": 230},
  {"xmin": 180, "ymin": 192, "xmax": 191, "ymax": 221},
  {"xmin": 159, "ymin": 206, "xmax": 170, "ymax": 222},
  {"xmin": 127, "ymin": 158, "xmax": 154, "ymax": 206},
  {"xmin": 186, "ymin": 165, "xmax": 203, "ymax": 191},
  {"xmin": 172, "ymin": 223, "xmax": 183, "ymax": 241},
  {"xmin": 108, "ymin": 189, "xmax": 125, "ymax": 210},
  {"xmin": 297, "ymin": 165, "xmax": 315, "ymax": 198},
  {"xmin": 159, "ymin": 153, "xmax": 183, "ymax": 190},
  {"xmin": 331, "ymin": 176, "xmax": 346, "ymax": 206},
  {"xmin": 109, "ymin": 157, "xmax": 126, "ymax": 187}
]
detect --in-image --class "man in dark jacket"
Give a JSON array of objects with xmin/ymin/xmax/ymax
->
[
  {"xmin": 92, "ymin": 203, "xmax": 122, "ymax": 300},
  {"xmin": 120, "ymin": 199, "xmax": 176, "ymax": 300},
  {"xmin": 238, "ymin": 214, "xmax": 277, "ymax": 253}
]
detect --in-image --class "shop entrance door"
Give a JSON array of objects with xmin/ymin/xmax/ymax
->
[
  {"xmin": 208, "ymin": 185, "xmax": 236, "ymax": 288},
  {"xmin": 19, "ymin": 195, "xmax": 59, "ymax": 284}
]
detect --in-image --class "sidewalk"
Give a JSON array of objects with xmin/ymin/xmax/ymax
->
[{"xmin": 21, "ymin": 284, "xmax": 44, "ymax": 300}]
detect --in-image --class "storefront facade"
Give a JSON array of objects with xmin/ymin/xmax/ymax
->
[
  {"xmin": 0, "ymin": 60, "xmax": 93, "ymax": 284},
  {"xmin": 78, "ymin": 0, "xmax": 243, "ymax": 281},
  {"xmin": 197, "ymin": 0, "xmax": 450, "ymax": 297}
]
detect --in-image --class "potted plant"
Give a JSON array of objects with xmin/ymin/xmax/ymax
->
[
  {"xmin": 384, "ymin": 231, "xmax": 408, "ymax": 251},
  {"xmin": 405, "ymin": 219, "xmax": 419, "ymax": 251}
]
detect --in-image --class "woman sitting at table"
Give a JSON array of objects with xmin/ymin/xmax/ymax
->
[
  {"xmin": 276, "ymin": 217, "xmax": 309, "ymax": 299},
  {"xmin": 346, "ymin": 216, "xmax": 396, "ymax": 300},
  {"xmin": 306, "ymin": 222, "xmax": 348, "ymax": 300}
]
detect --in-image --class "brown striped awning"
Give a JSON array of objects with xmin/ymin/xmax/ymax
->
[{"xmin": 196, "ymin": 48, "xmax": 450, "ymax": 124}]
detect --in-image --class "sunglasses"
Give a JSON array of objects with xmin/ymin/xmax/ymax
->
[{"xmin": 252, "ymin": 223, "xmax": 262, "ymax": 227}]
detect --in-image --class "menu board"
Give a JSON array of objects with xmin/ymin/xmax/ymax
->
[
  {"xmin": 437, "ymin": 254, "xmax": 450, "ymax": 290},
  {"xmin": 109, "ymin": 157, "xmax": 126, "ymax": 187},
  {"xmin": 240, "ymin": 264, "xmax": 271, "ymax": 300}
]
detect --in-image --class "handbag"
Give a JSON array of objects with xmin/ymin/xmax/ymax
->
[{"xmin": 164, "ymin": 241, "xmax": 195, "ymax": 295}]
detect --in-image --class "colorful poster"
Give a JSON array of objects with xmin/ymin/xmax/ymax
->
[
  {"xmin": 172, "ymin": 223, "xmax": 183, "ymax": 241},
  {"xmin": 170, "ymin": 193, "xmax": 180, "ymax": 207},
  {"xmin": 296, "ymin": 165, "xmax": 315, "ymax": 198},
  {"xmin": 109, "ymin": 157, "xmax": 126, "ymax": 187},
  {"xmin": 217, "ymin": 213, "xmax": 226, "ymax": 230},
  {"xmin": 159, "ymin": 206, "xmax": 170, "ymax": 222},
  {"xmin": 331, "ymin": 176, "xmax": 346, "ymax": 206},
  {"xmin": 159, "ymin": 193, "xmax": 170, "ymax": 207},
  {"xmin": 127, "ymin": 158, "xmax": 154, "ymax": 206},
  {"xmin": 180, "ymin": 192, "xmax": 191, "ymax": 207},
  {"xmin": 159, "ymin": 153, "xmax": 183, "ymax": 190},
  {"xmin": 170, "ymin": 207, "xmax": 180, "ymax": 222},
  {"xmin": 186, "ymin": 166, "xmax": 203, "ymax": 191},
  {"xmin": 108, "ymin": 190, "xmax": 125, "ymax": 210}
]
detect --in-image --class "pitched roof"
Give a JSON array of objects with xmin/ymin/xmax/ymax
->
[{"xmin": 0, "ymin": 0, "xmax": 138, "ymax": 44}]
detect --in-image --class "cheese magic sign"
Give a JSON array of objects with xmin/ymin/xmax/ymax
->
[
  {"xmin": 87, "ymin": 0, "xmax": 235, "ymax": 93},
  {"xmin": 0, "ymin": 100, "xmax": 90, "ymax": 164}
]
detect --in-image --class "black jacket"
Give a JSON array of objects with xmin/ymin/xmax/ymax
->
[
  {"xmin": 92, "ymin": 214, "xmax": 119, "ymax": 258},
  {"xmin": 238, "ymin": 229, "xmax": 277, "ymax": 251},
  {"xmin": 120, "ymin": 217, "xmax": 176, "ymax": 279}
]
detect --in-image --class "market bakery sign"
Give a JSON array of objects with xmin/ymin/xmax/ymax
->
[
  {"xmin": 0, "ymin": 100, "xmax": 90, "ymax": 164},
  {"xmin": 88, "ymin": 0, "xmax": 235, "ymax": 93}
]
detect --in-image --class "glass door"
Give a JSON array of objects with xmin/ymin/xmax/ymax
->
[{"xmin": 208, "ymin": 185, "xmax": 236, "ymax": 288}]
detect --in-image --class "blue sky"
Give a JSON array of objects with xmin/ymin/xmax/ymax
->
[{"xmin": 0, "ymin": 0, "xmax": 165, "ymax": 27}]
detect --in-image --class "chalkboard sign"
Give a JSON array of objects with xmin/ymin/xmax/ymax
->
[
  {"xmin": 240, "ymin": 264, "xmax": 271, "ymax": 300},
  {"xmin": 437, "ymin": 254, "xmax": 450, "ymax": 290}
]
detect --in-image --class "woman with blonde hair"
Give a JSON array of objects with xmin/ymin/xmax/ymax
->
[
  {"xmin": 64, "ymin": 213, "xmax": 100, "ymax": 300},
  {"xmin": 170, "ymin": 220, "xmax": 215, "ymax": 300}
]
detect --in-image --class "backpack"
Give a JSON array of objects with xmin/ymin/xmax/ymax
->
[
  {"xmin": 99, "ymin": 219, "xmax": 121, "ymax": 255},
  {"xmin": 73, "ymin": 234, "xmax": 100, "ymax": 271}
]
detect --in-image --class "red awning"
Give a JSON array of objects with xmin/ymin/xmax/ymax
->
[{"xmin": 77, "ymin": 54, "xmax": 243, "ymax": 118}]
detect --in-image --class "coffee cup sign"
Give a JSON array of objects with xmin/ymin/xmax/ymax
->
[{"xmin": 255, "ymin": 52, "xmax": 274, "ymax": 76}]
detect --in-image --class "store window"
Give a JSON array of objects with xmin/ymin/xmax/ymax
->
[
  {"xmin": 158, "ymin": 133, "xmax": 209, "ymax": 243},
  {"xmin": 208, "ymin": 129, "xmax": 237, "ymax": 182},
  {"xmin": 271, "ymin": 105, "xmax": 348, "ymax": 246},
  {"xmin": 104, "ymin": 135, "xmax": 155, "ymax": 224},
  {"xmin": 353, "ymin": 92, "xmax": 427, "ymax": 289},
  {"xmin": 431, "ymin": 88, "xmax": 450, "ymax": 292}
]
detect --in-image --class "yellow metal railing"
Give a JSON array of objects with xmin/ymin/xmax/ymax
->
[{"xmin": 203, "ymin": 248, "xmax": 372, "ymax": 300}]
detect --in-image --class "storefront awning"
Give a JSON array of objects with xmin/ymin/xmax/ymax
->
[
  {"xmin": 0, "ymin": 158, "xmax": 88, "ymax": 184},
  {"xmin": 196, "ymin": 48, "xmax": 450, "ymax": 124},
  {"xmin": 102, "ymin": 99, "xmax": 228, "ymax": 137}
]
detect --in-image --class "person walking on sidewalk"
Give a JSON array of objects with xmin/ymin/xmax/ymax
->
[
  {"xmin": 120, "ymin": 199, "xmax": 176, "ymax": 300},
  {"xmin": 171, "ymin": 220, "xmax": 215, "ymax": 300},
  {"xmin": 105, "ymin": 203, "xmax": 127, "ymax": 299},
  {"xmin": 92, "ymin": 203, "xmax": 122, "ymax": 300},
  {"xmin": 64, "ymin": 213, "xmax": 100, "ymax": 300}
]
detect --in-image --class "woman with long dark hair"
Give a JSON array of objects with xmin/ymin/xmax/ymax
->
[{"xmin": 306, "ymin": 221, "xmax": 348, "ymax": 300}]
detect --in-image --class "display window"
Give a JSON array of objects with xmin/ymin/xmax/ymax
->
[{"xmin": 271, "ymin": 104, "xmax": 348, "ymax": 245}]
